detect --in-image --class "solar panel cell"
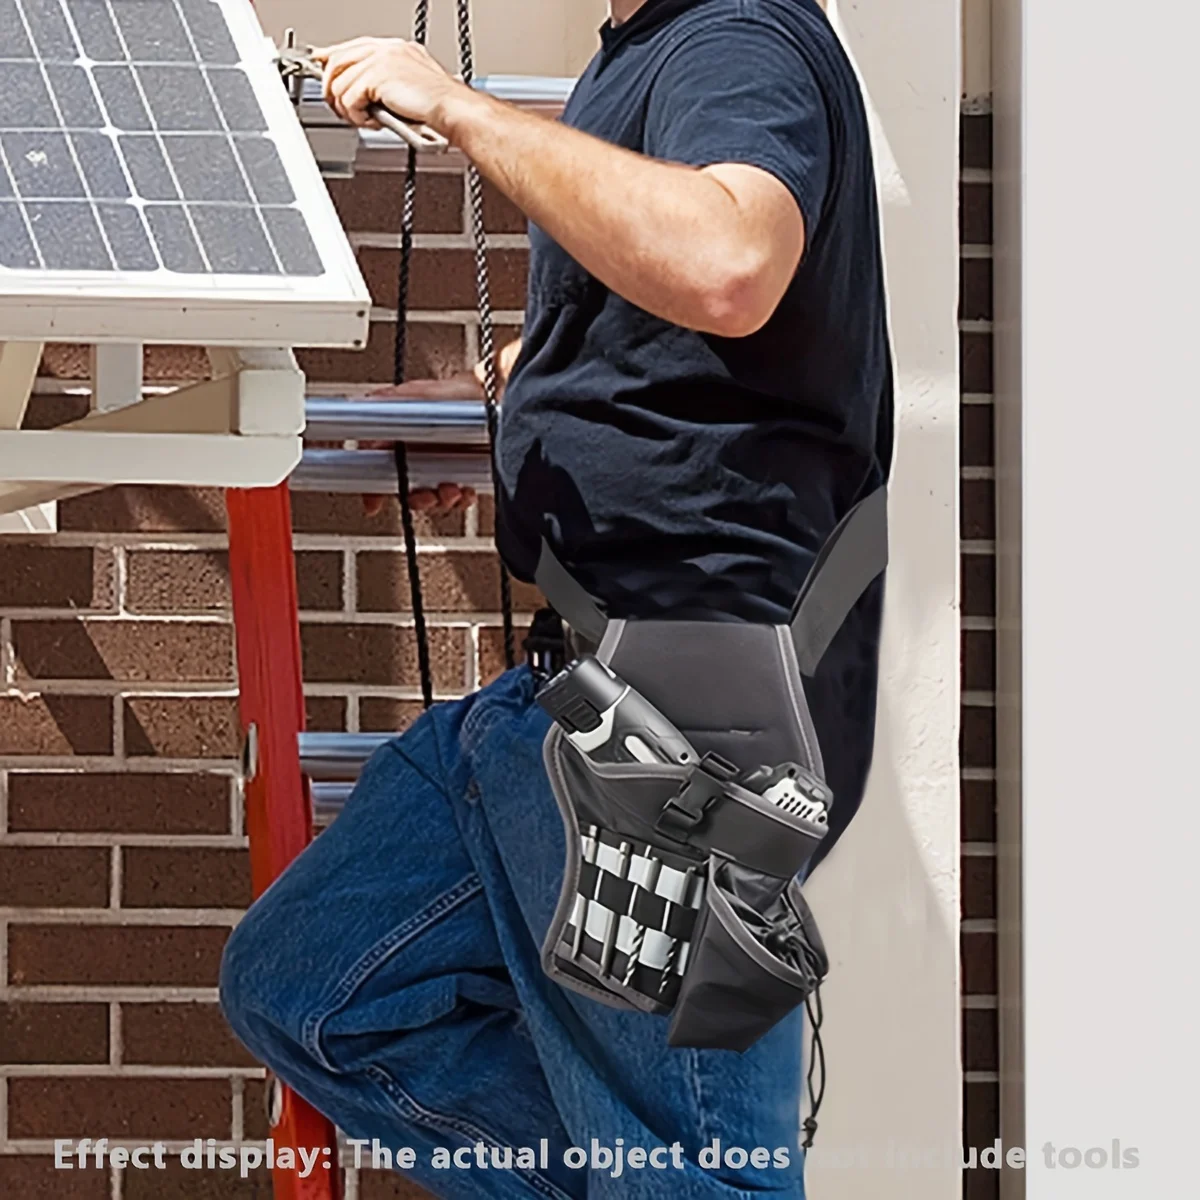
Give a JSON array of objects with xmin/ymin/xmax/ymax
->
[
  {"xmin": 0, "ymin": 0, "xmax": 37, "ymax": 58},
  {"xmin": 119, "ymin": 134, "xmax": 176, "ymax": 200},
  {"xmin": 111, "ymin": 0, "xmax": 194, "ymax": 62},
  {"xmin": 3, "ymin": 131, "xmax": 86, "ymax": 198},
  {"xmin": 46, "ymin": 62, "xmax": 105, "ymax": 125},
  {"xmin": 0, "ymin": 203, "xmax": 39, "ymax": 268},
  {"xmin": 164, "ymin": 133, "xmax": 249, "ymax": 202},
  {"xmin": 22, "ymin": 0, "xmax": 76, "ymax": 59},
  {"xmin": 27, "ymin": 198, "xmax": 112, "ymax": 268},
  {"xmin": 71, "ymin": 130, "xmax": 130, "ymax": 198},
  {"xmin": 98, "ymin": 199, "xmax": 157, "ymax": 269}
]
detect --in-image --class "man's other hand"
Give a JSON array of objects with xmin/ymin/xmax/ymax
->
[{"xmin": 358, "ymin": 339, "xmax": 522, "ymax": 517}]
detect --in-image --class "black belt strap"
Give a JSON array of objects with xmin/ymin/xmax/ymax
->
[
  {"xmin": 790, "ymin": 486, "xmax": 888, "ymax": 676},
  {"xmin": 535, "ymin": 536, "xmax": 609, "ymax": 644},
  {"xmin": 533, "ymin": 486, "xmax": 888, "ymax": 671}
]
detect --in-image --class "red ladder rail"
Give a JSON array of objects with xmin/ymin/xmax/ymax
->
[{"xmin": 226, "ymin": 483, "xmax": 342, "ymax": 1200}]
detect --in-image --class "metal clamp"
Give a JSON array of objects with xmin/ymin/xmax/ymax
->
[
  {"xmin": 276, "ymin": 29, "xmax": 450, "ymax": 153},
  {"xmin": 656, "ymin": 753, "xmax": 741, "ymax": 839}
]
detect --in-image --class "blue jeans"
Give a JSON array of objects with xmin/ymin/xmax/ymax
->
[{"xmin": 219, "ymin": 666, "xmax": 807, "ymax": 1199}]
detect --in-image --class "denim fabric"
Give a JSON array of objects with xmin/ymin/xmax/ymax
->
[{"xmin": 220, "ymin": 666, "xmax": 806, "ymax": 1198}]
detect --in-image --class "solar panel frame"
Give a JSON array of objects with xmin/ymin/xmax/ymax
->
[{"xmin": 0, "ymin": 0, "xmax": 369, "ymax": 348}]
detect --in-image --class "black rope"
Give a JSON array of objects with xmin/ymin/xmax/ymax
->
[
  {"xmin": 801, "ymin": 984, "xmax": 827, "ymax": 1150},
  {"xmin": 393, "ymin": 0, "xmax": 516, "ymax": 708},
  {"xmin": 454, "ymin": 0, "xmax": 516, "ymax": 671},
  {"xmin": 393, "ymin": 0, "xmax": 434, "ymax": 710}
]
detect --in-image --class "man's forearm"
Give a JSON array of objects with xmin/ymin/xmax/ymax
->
[{"xmin": 437, "ymin": 90, "xmax": 796, "ymax": 336}]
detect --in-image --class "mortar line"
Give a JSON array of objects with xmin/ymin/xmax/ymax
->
[
  {"xmin": 109, "ymin": 844, "xmax": 121, "ymax": 910},
  {"xmin": 109, "ymin": 1001, "xmax": 122, "ymax": 1068}
]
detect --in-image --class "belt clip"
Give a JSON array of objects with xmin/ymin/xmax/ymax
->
[
  {"xmin": 656, "ymin": 752, "xmax": 740, "ymax": 839},
  {"xmin": 525, "ymin": 607, "xmax": 568, "ymax": 686}
]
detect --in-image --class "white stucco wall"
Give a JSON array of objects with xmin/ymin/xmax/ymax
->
[
  {"xmin": 254, "ymin": 0, "xmax": 607, "ymax": 77},
  {"xmin": 802, "ymin": 2, "xmax": 962, "ymax": 1197}
]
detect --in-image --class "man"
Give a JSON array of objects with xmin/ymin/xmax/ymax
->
[{"xmin": 220, "ymin": 1, "xmax": 892, "ymax": 1195}]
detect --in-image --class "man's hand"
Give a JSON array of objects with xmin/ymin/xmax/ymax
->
[{"xmin": 312, "ymin": 38, "xmax": 475, "ymax": 134}]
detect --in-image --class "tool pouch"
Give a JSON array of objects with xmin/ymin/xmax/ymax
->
[
  {"xmin": 540, "ymin": 619, "xmax": 832, "ymax": 1051},
  {"xmin": 534, "ymin": 486, "xmax": 888, "ymax": 1053}
]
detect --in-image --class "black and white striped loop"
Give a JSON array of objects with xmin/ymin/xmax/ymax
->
[{"xmin": 559, "ymin": 830, "xmax": 706, "ymax": 1007}]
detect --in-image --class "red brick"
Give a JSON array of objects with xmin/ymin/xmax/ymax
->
[
  {"xmin": 296, "ymin": 551, "xmax": 344, "ymax": 611},
  {"xmin": 960, "ymin": 257, "xmax": 993, "ymax": 322},
  {"xmin": 326, "ymin": 169, "xmax": 464, "ymax": 234},
  {"xmin": 961, "ymin": 479, "xmax": 995, "ymax": 540},
  {"xmin": 360, "ymin": 1169, "xmax": 437, "ymax": 1199},
  {"xmin": 243, "ymin": 1078, "xmax": 272, "ymax": 1141},
  {"xmin": 124, "ymin": 697, "xmax": 240, "ymax": 759},
  {"xmin": 357, "ymin": 551, "xmax": 542, "ymax": 613},
  {"xmin": 8, "ymin": 924, "xmax": 229, "ymax": 987},
  {"xmin": 479, "ymin": 622, "xmax": 533, "ymax": 686},
  {"xmin": 8, "ymin": 1077, "xmax": 230, "ymax": 1140},
  {"xmin": 305, "ymin": 695, "xmax": 348, "ymax": 732},
  {"xmin": 963, "ymin": 1007, "xmax": 998, "ymax": 1072},
  {"xmin": 358, "ymin": 698, "xmax": 425, "ymax": 734},
  {"xmin": 963, "ymin": 1080, "xmax": 1000, "ymax": 1149},
  {"xmin": 122, "ymin": 1002, "xmax": 258, "ymax": 1068},
  {"xmin": 0, "ymin": 545, "xmax": 115, "ymax": 609},
  {"xmin": 0, "ymin": 1002, "xmax": 109, "ymax": 1064},
  {"xmin": 126, "ymin": 549, "xmax": 230, "ymax": 611},
  {"xmin": 961, "ymin": 402, "xmax": 994, "ymax": 466},
  {"xmin": 122, "ymin": 847, "xmax": 251, "ymax": 909},
  {"xmin": 962, "ymin": 855, "xmax": 997, "ymax": 920},
  {"xmin": 291, "ymin": 492, "xmax": 464, "ymax": 539},
  {"xmin": 961, "ymin": 931, "xmax": 997, "ymax": 994},
  {"xmin": 59, "ymin": 485, "xmax": 227, "ymax": 534},
  {"xmin": 13, "ymin": 619, "xmax": 233, "ymax": 683},
  {"xmin": 124, "ymin": 1160, "xmax": 274, "ymax": 1200},
  {"xmin": 22, "ymin": 391, "xmax": 90, "ymax": 428},
  {"xmin": 359, "ymin": 248, "xmax": 529, "ymax": 312},
  {"xmin": 7, "ymin": 772, "xmax": 230, "ymax": 834},
  {"xmin": 301, "ymin": 624, "xmax": 468, "ymax": 691},
  {"xmin": 960, "ymin": 705, "xmax": 995, "ymax": 769},
  {"xmin": 961, "ymin": 776, "xmax": 997, "ymax": 843},
  {"xmin": 961, "ymin": 331, "xmax": 993, "ymax": 394},
  {"xmin": 961, "ymin": 113, "xmax": 993, "ymax": 171},
  {"xmin": 482, "ymin": 178, "xmax": 526, "ymax": 234},
  {"xmin": 297, "ymin": 321, "xmax": 466, "ymax": 385},
  {"xmin": 960, "ymin": 182, "xmax": 993, "ymax": 245},
  {"xmin": 961, "ymin": 554, "xmax": 995, "ymax": 618},
  {"xmin": 0, "ymin": 694, "xmax": 113, "ymax": 756},
  {"xmin": 0, "ymin": 847, "xmax": 110, "ymax": 908},
  {"xmin": 0, "ymin": 1156, "xmax": 109, "ymax": 1200},
  {"xmin": 961, "ymin": 629, "xmax": 996, "ymax": 692}
]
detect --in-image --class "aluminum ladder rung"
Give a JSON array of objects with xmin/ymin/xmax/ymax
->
[
  {"xmin": 304, "ymin": 398, "xmax": 490, "ymax": 445},
  {"xmin": 291, "ymin": 449, "xmax": 493, "ymax": 493},
  {"xmin": 312, "ymin": 782, "xmax": 355, "ymax": 825},
  {"xmin": 299, "ymin": 732, "xmax": 393, "ymax": 779}
]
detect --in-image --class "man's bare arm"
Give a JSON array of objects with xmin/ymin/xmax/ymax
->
[{"xmin": 317, "ymin": 39, "xmax": 805, "ymax": 338}]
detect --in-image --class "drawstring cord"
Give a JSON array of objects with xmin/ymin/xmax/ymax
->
[
  {"xmin": 393, "ymin": 0, "xmax": 516, "ymax": 712},
  {"xmin": 802, "ymin": 984, "xmax": 826, "ymax": 1149}
]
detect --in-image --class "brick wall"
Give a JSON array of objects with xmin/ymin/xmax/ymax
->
[
  {"xmin": 0, "ymin": 123, "xmax": 998, "ymax": 1199},
  {"xmin": 960, "ymin": 107, "xmax": 1000, "ymax": 1199}
]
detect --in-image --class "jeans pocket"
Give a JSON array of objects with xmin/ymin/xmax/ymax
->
[{"xmin": 668, "ymin": 858, "xmax": 827, "ymax": 1053}]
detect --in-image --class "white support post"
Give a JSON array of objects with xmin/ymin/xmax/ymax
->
[
  {"xmin": 0, "ymin": 340, "xmax": 53, "ymax": 533},
  {"xmin": 90, "ymin": 343, "xmax": 144, "ymax": 413}
]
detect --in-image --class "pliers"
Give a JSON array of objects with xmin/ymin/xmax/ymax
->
[{"xmin": 276, "ymin": 29, "xmax": 449, "ymax": 152}]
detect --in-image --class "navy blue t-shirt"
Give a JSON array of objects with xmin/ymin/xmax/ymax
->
[{"xmin": 495, "ymin": 0, "xmax": 893, "ymax": 857}]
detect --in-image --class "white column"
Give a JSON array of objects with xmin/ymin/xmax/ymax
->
[
  {"xmin": 804, "ymin": 1, "xmax": 962, "ymax": 1197},
  {"xmin": 994, "ymin": 0, "xmax": 1200, "ymax": 1195}
]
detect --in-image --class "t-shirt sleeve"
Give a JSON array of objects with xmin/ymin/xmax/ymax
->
[{"xmin": 644, "ymin": 18, "xmax": 831, "ymax": 236}]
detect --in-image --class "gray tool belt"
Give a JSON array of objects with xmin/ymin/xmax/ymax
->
[{"xmin": 534, "ymin": 488, "xmax": 888, "ymax": 1053}]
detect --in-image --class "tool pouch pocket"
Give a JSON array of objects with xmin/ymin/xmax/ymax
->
[{"xmin": 668, "ymin": 858, "xmax": 827, "ymax": 1052}]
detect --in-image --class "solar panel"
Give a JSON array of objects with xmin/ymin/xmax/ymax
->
[{"xmin": 0, "ymin": 0, "xmax": 368, "ymax": 347}]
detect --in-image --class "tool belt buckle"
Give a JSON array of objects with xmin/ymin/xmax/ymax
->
[{"xmin": 656, "ymin": 752, "xmax": 740, "ymax": 840}]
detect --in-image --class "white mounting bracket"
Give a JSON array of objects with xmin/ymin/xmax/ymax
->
[{"xmin": 0, "ymin": 345, "xmax": 306, "ymax": 520}]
